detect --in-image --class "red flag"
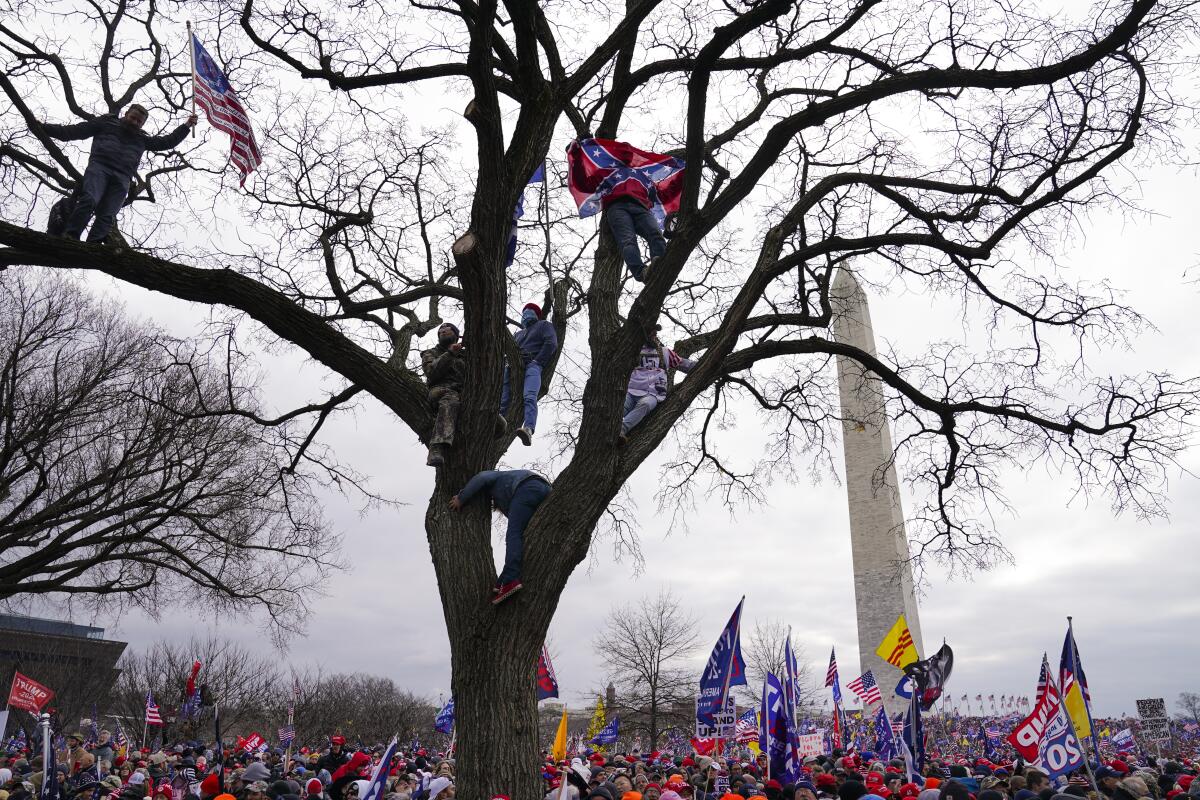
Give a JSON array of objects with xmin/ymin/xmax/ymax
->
[{"xmin": 8, "ymin": 672, "xmax": 54, "ymax": 713}]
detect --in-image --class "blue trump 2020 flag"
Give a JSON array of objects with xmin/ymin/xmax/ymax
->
[
  {"xmin": 697, "ymin": 597, "xmax": 747, "ymax": 724},
  {"xmin": 760, "ymin": 672, "xmax": 801, "ymax": 783},
  {"xmin": 360, "ymin": 736, "xmax": 399, "ymax": 800},
  {"xmin": 590, "ymin": 716, "xmax": 620, "ymax": 746},
  {"xmin": 874, "ymin": 705, "xmax": 897, "ymax": 762},
  {"xmin": 434, "ymin": 698, "xmax": 455, "ymax": 734}
]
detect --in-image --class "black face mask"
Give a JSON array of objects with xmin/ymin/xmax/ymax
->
[{"xmin": 438, "ymin": 334, "xmax": 457, "ymax": 346}]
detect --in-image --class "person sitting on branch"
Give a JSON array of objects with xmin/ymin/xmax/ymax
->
[
  {"xmin": 566, "ymin": 137, "xmax": 685, "ymax": 283},
  {"xmin": 37, "ymin": 105, "xmax": 197, "ymax": 244},
  {"xmin": 449, "ymin": 469, "xmax": 552, "ymax": 604},
  {"xmin": 619, "ymin": 325, "xmax": 697, "ymax": 446},
  {"xmin": 498, "ymin": 302, "xmax": 558, "ymax": 446},
  {"xmin": 420, "ymin": 322, "xmax": 466, "ymax": 468}
]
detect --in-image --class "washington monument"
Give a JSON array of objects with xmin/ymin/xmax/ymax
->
[{"xmin": 831, "ymin": 268, "xmax": 924, "ymax": 710}]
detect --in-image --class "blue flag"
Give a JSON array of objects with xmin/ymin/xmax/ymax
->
[
  {"xmin": 360, "ymin": 737, "xmax": 398, "ymax": 800},
  {"xmin": 590, "ymin": 716, "xmax": 620, "ymax": 746},
  {"xmin": 895, "ymin": 675, "xmax": 913, "ymax": 700},
  {"xmin": 760, "ymin": 673, "xmax": 800, "ymax": 782},
  {"xmin": 697, "ymin": 597, "xmax": 747, "ymax": 725},
  {"xmin": 874, "ymin": 706, "xmax": 897, "ymax": 762},
  {"xmin": 505, "ymin": 165, "xmax": 547, "ymax": 268},
  {"xmin": 434, "ymin": 698, "xmax": 455, "ymax": 734},
  {"xmin": 901, "ymin": 699, "xmax": 925, "ymax": 780},
  {"xmin": 536, "ymin": 646, "xmax": 559, "ymax": 701}
]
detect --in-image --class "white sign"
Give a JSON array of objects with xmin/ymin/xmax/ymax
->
[
  {"xmin": 796, "ymin": 732, "xmax": 824, "ymax": 758},
  {"xmin": 695, "ymin": 696, "xmax": 736, "ymax": 737}
]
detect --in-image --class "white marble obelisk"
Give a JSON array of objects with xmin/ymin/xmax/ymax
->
[{"xmin": 831, "ymin": 268, "xmax": 924, "ymax": 714}]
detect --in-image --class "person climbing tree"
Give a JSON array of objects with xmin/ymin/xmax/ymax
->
[
  {"xmin": 448, "ymin": 469, "xmax": 552, "ymax": 604},
  {"xmin": 420, "ymin": 322, "xmax": 466, "ymax": 467},
  {"xmin": 498, "ymin": 303, "xmax": 558, "ymax": 446},
  {"xmin": 37, "ymin": 105, "xmax": 197, "ymax": 243},
  {"xmin": 565, "ymin": 137, "xmax": 685, "ymax": 282},
  {"xmin": 619, "ymin": 325, "xmax": 697, "ymax": 446}
]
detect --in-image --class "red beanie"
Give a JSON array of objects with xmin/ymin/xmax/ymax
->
[
  {"xmin": 522, "ymin": 302, "xmax": 543, "ymax": 319},
  {"xmin": 306, "ymin": 779, "xmax": 322, "ymax": 796},
  {"xmin": 200, "ymin": 774, "xmax": 220, "ymax": 795}
]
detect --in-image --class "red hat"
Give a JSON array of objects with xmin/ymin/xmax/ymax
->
[
  {"xmin": 886, "ymin": 766, "xmax": 902, "ymax": 774},
  {"xmin": 681, "ymin": 757, "xmax": 695, "ymax": 767},
  {"xmin": 200, "ymin": 774, "xmax": 221, "ymax": 795},
  {"xmin": 1109, "ymin": 760, "xmax": 1130, "ymax": 775},
  {"xmin": 331, "ymin": 736, "xmax": 346, "ymax": 746},
  {"xmin": 522, "ymin": 302, "xmax": 543, "ymax": 319},
  {"xmin": 866, "ymin": 773, "xmax": 885, "ymax": 786},
  {"xmin": 766, "ymin": 780, "xmax": 783, "ymax": 790},
  {"xmin": 305, "ymin": 779, "xmax": 322, "ymax": 796},
  {"xmin": 900, "ymin": 784, "xmax": 921, "ymax": 798},
  {"xmin": 816, "ymin": 774, "xmax": 838, "ymax": 788}
]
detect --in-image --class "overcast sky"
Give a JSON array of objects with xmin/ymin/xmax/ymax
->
[
  {"xmin": 66, "ymin": 153, "xmax": 1197, "ymax": 721},
  {"xmin": 10, "ymin": 3, "xmax": 1198, "ymax": 723}
]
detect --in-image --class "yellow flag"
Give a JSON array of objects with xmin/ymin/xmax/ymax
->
[
  {"xmin": 1063, "ymin": 681, "xmax": 1092, "ymax": 739},
  {"xmin": 875, "ymin": 614, "xmax": 919, "ymax": 668},
  {"xmin": 748, "ymin": 741, "xmax": 762, "ymax": 756},
  {"xmin": 551, "ymin": 708, "xmax": 568, "ymax": 762}
]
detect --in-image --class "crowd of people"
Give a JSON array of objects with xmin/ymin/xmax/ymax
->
[{"xmin": 1, "ymin": 724, "xmax": 1198, "ymax": 800}]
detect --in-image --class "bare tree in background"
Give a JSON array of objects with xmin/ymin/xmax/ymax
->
[
  {"xmin": 285, "ymin": 669, "xmax": 439, "ymax": 746},
  {"xmin": 2, "ymin": 0, "xmax": 1198, "ymax": 794},
  {"xmin": 594, "ymin": 591, "xmax": 699, "ymax": 746},
  {"xmin": 742, "ymin": 619, "xmax": 817, "ymax": 710},
  {"xmin": 1178, "ymin": 692, "xmax": 1200, "ymax": 725},
  {"xmin": 0, "ymin": 273, "xmax": 345, "ymax": 630},
  {"xmin": 110, "ymin": 636, "xmax": 282, "ymax": 738}
]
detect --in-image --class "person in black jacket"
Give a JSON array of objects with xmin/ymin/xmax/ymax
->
[{"xmin": 37, "ymin": 105, "xmax": 196, "ymax": 243}]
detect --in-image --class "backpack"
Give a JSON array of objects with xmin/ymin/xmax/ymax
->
[{"xmin": 46, "ymin": 193, "xmax": 77, "ymax": 236}]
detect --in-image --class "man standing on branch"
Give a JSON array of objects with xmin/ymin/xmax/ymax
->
[
  {"xmin": 498, "ymin": 302, "xmax": 558, "ymax": 446},
  {"xmin": 421, "ymin": 322, "xmax": 466, "ymax": 467},
  {"xmin": 37, "ymin": 105, "xmax": 196, "ymax": 243},
  {"xmin": 449, "ymin": 469, "xmax": 552, "ymax": 604}
]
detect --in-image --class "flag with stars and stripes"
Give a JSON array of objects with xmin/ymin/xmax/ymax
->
[
  {"xmin": 144, "ymin": 691, "xmax": 163, "ymax": 725},
  {"xmin": 278, "ymin": 724, "xmax": 295, "ymax": 746},
  {"xmin": 190, "ymin": 32, "xmax": 262, "ymax": 186},
  {"xmin": 847, "ymin": 670, "xmax": 882, "ymax": 706}
]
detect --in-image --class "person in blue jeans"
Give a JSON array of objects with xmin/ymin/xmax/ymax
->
[
  {"xmin": 38, "ymin": 105, "xmax": 196, "ymax": 243},
  {"xmin": 498, "ymin": 302, "xmax": 559, "ymax": 446},
  {"xmin": 605, "ymin": 197, "xmax": 666, "ymax": 282},
  {"xmin": 449, "ymin": 469, "xmax": 552, "ymax": 604}
]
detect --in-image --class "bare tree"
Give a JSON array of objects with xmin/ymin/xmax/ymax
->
[
  {"xmin": 593, "ymin": 590, "xmax": 699, "ymax": 747},
  {"xmin": 110, "ymin": 636, "xmax": 283, "ymax": 740},
  {"xmin": 2, "ymin": 0, "xmax": 1198, "ymax": 795},
  {"xmin": 0, "ymin": 273, "xmax": 345, "ymax": 630},
  {"xmin": 1178, "ymin": 692, "xmax": 1200, "ymax": 724},
  {"xmin": 742, "ymin": 619, "xmax": 817, "ymax": 710}
]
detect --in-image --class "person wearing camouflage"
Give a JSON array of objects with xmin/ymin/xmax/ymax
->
[{"xmin": 421, "ymin": 322, "xmax": 466, "ymax": 467}]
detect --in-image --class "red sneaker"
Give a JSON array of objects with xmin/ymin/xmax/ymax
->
[{"xmin": 491, "ymin": 580, "xmax": 523, "ymax": 605}]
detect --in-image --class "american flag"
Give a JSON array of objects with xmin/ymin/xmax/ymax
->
[
  {"xmin": 1035, "ymin": 653, "xmax": 1052, "ymax": 705},
  {"xmin": 190, "ymin": 33, "xmax": 262, "ymax": 186},
  {"xmin": 278, "ymin": 725, "xmax": 295, "ymax": 746},
  {"xmin": 144, "ymin": 691, "xmax": 163, "ymax": 725},
  {"xmin": 112, "ymin": 721, "xmax": 127, "ymax": 756},
  {"xmin": 734, "ymin": 709, "xmax": 759, "ymax": 744},
  {"xmin": 824, "ymin": 648, "xmax": 839, "ymax": 687},
  {"xmin": 847, "ymin": 670, "xmax": 882, "ymax": 706}
]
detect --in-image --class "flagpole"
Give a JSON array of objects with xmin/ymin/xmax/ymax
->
[
  {"xmin": 185, "ymin": 21, "xmax": 198, "ymax": 139},
  {"xmin": 1050, "ymin": 648, "xmax": 1101, "ymax": 790},
  {"xmin": 1066, "ymin": 617, "xmax": 1100, "ymax": 761}
]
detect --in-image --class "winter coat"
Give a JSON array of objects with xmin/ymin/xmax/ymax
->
[
  {"xmin": 456, "ymin": 469, "xmax": 551, "ymax": 515},
  {"xmin": 420, "ymin": 345, "xmax": 465, "ymax": 391},
  {"xmin": 513, "ymin": 319, "xmax": 558, "ymax": 368},
  {"xmin": 42, "ymin": 115, "xmax": 190, "ymax": 180}
]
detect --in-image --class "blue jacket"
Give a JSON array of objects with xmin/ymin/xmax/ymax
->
[
  {"xmin": 43, "ymin": 115, "xmax": 190, "ymax": 179},
  {"xmin": 457, "ymin": 470, "xmax": 550, "ymax": 515},
  {"xmin": 514, "ymin": 319, "xmax": 558, "ymax": 368}
]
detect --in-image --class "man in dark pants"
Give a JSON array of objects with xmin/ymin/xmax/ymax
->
[
  {"xmin": 420, "ymin": 322, "xmax": 466, "ymax": 467},
  {"xmin": 449, "ymin": 469, "xmax": 552, "ymax": 604},
  {"xmin": 606, "ymin": 197, "xmax": 666, "ymax": 282},
  {"xmin": 39, "ymin": 104, "xmax": 196, "ymax": 243}
]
